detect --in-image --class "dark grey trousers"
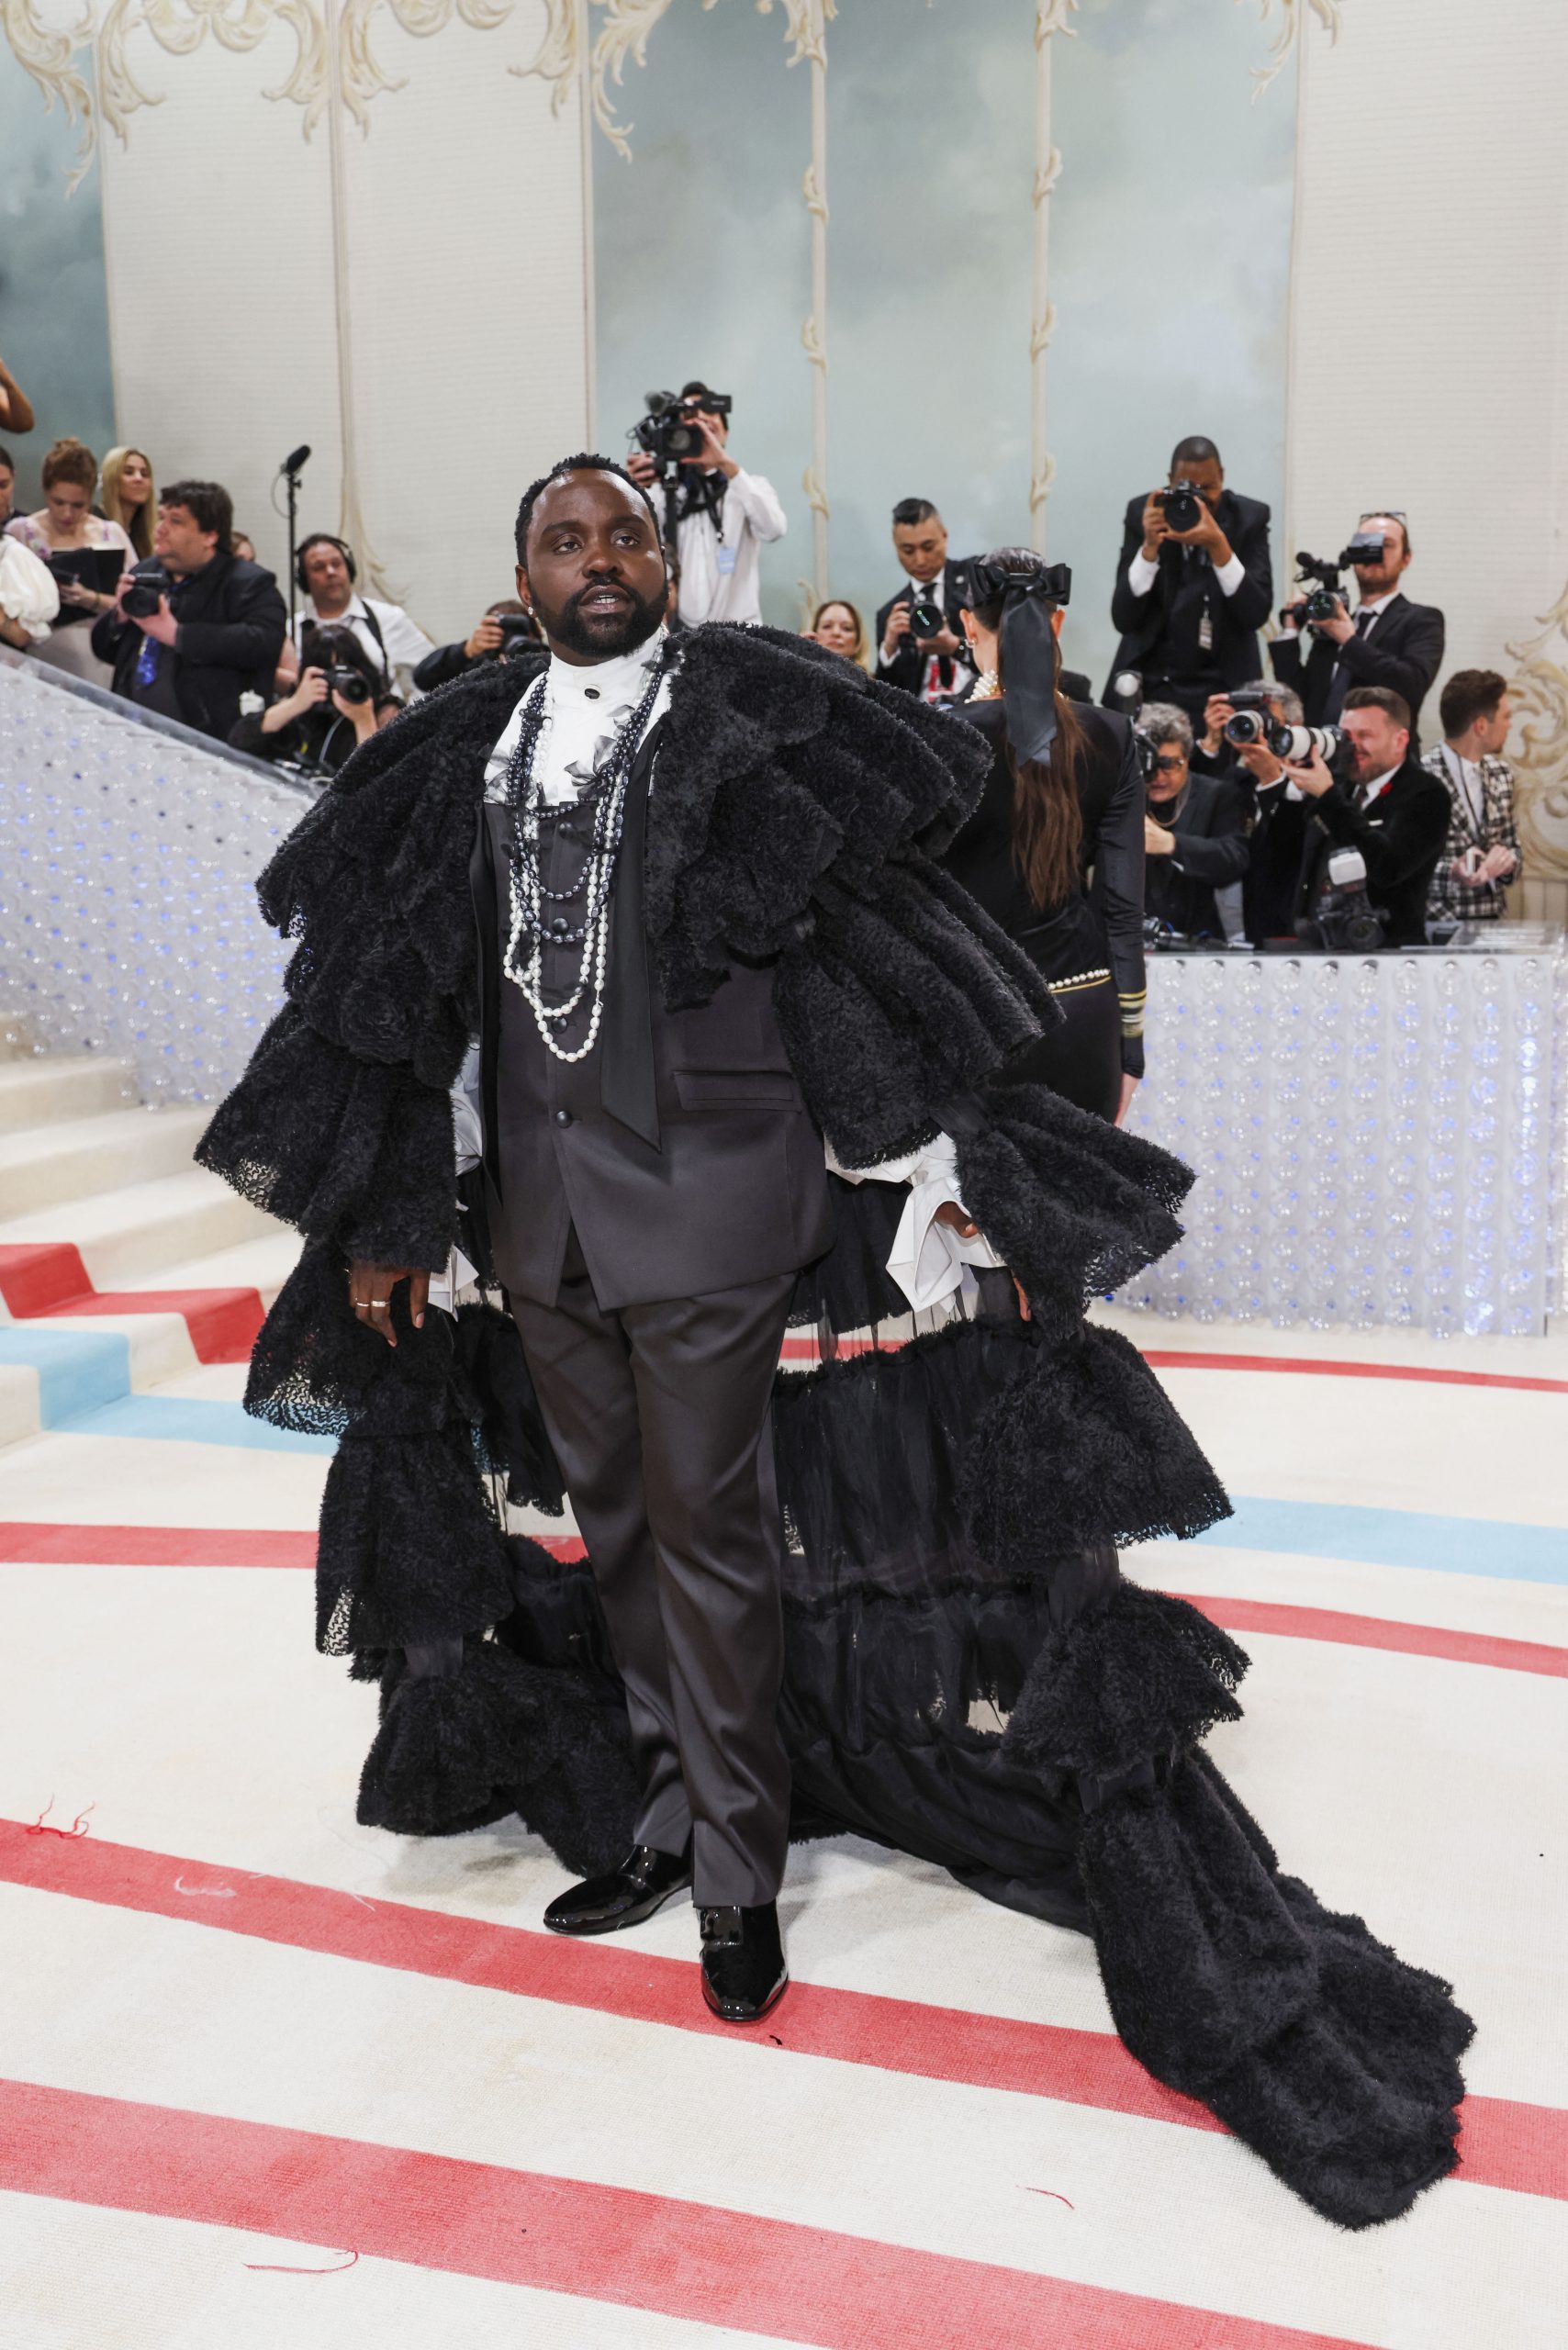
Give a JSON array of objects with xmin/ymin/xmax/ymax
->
[{"xmin": 510, "ymin": 1245, "xmax": 796, "ymax": 1908}]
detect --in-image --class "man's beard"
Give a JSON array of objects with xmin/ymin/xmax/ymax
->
[{"xmin": 536, "ymin": 576, "xmax": 666, "ymax": 661}]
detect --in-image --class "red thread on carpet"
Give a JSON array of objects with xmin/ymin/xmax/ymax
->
[
  {"xmin": 27, "ymin": 1798, "xmax": 95, "ymax": 1840},
  {"xmin": 3, "ymin": 1818, "xmax": 1562, "ymax": 2207},
  {"xmin": 1024, "ymin": 2188, "xmax": 1075, "ymax": 2209},
  {"xmin": 243, "ymin": 2249, "xmax": 359, "ymax": 2274},
  {"xmin": 0, "ymin": 2078, "xmax": 1381, "ymax": 2350}
]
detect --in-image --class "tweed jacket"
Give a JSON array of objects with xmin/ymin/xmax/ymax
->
[{"xmin": 1423, "ymin": 745, "xmax": 1521, "ymax": 923}]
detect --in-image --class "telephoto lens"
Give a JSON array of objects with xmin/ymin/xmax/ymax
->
[{"xmin": 1276, "ymin": 723, "xmax": 1349, "ymax": 767}]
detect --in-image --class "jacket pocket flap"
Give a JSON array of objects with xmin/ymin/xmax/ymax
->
[{"xmin": 676, "ymin": 1069, "xmax": 797, "ymax": 1108}]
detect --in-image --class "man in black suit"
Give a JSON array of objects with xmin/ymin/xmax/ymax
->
[
  {"xmin": 1289, "ymin": 685, "xmax": 1450, "ymax": 947},
  {"xmin": 1270, "ymin": 512, "xmax": 1444, "ymax": 734},
  {"xmin": 93, "ymin": 478, "xmax": 286, "ymax": 741},
  {"xmin": 875, "ymin": 498, "xmax": 972, "ymax": 700},
  {"xmin": 1104, "ymin": 435, "xmax": 1272, "ymax": 722},
  {"xmin": 1137, "ymin": 700, "xmax": 1249, "ymax": 939}
]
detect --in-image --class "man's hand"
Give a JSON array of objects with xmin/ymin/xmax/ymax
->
[
  {"xmin": 1481, "ymin": 845, "xmax": 1518, "ymax": 882},
  {"xmin": 132, "ymin": 594, "xmax": 177, "ymax": 646},
  {"xmin": 1283, "ymin": 747, "xmax": 1335, "ymax": 799},
  {"xmin": 348, "ymin": 1262, "xmax": 429, "ymax": 1347},
  {"xmin": 1139, "ymin": 494, "xmax": 1172, "ymax": 563},
  {"xmin": 1144, "ymin": 814, "xmax": 1177, "ymax": 855},
  {"xmin": 1309, "ymin": 594, "xmax": 1356, "ymax": 647},
  {"xmin": 680, "ymin": 417, "xmax": 739, "ymax": 478},
  {"xmin": 1201, "ymin": 693, "xmax": 1234, "ymax": 755},
  {"xmin": 933, "ymin": 1202, "xmax": 1031, "ymax": 1322},
  {"xmin": 1116, "ymin": 1071, "xmax": 1140, "ymax": 1126},
  {"xmin": 624, "ymin": 450, "xmax": 658, "ymax": 489},
  {"xmin": 464, "ymin": 615, "xmax": 504, "ymax": 660},
  {"xmin": 880, "ymin": 600, "xmax": 913, "ymax": 664},
  {"xmin": 1170, "ymin": 500, "xmax": 1233, "ymax": 565}
]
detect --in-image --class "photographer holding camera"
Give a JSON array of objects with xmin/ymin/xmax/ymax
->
[
  {"xmin": 1271, "ymin": 512, "xmax": 1444, "ymax": 733},
  {"xmin": 624, "ymin": 381, "xmax": 785, "ymax": 626},
  {"xmin": 1137, "ymin": 702, "xmax": 1249, "ymax": 940},
  {"xmin": 231, "ymin": 621, "xmax": 400, "ymax": 776},
  {"xmin": 1286, "ymin": 686, "xmax": 1450, "ymax": 947},
  {"xmin": 92, "ymin": 479, "xmax": 286, "ymax": 741},
  {"xmin": 1195, "ymin": 683, "xmax": 1314, "ymax": 945},
  {"xmin": 876, "ymin": 498, "xmax": 973, "ymax": 700},
  {"xmin": 411, "ymin": 599, "xmax": 543, "ymax": 693},
  {"xmin": 285, "ymin": 533, "xmax": 435, "ymax": 697},
  {"xmin": 1106, "ymin": 435, "xmax": 1272, "ymax": 722}
]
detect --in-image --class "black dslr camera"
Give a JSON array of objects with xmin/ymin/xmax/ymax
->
[
  {"xmin": 1159, "ymin": 480, "xmax": 1205, "ymax": 533},
  {"xmin": 634, "ymin": 387, "xmax": 733, "ymax": 476},
  {"xmin": 325, "ymin": 663, "xmax": 371, "ymax": 705},
  {"xmin": 493, "ymin": 611, "xmax": 541, "ymax": 658},
  {"xmin": 907, "ymin": 596, "xmax": 945, "ymax": 642},
  {"xmin": 123, "ymin": 562, "xmax": 174, "ymax": 620},
  {"xmin": 1293, "ymin": 530, "xmax": 1386, "ymax": 623},
  {"xmin": 1298, "ymin": 848, "xmax": 1386, "ymax": 952}
]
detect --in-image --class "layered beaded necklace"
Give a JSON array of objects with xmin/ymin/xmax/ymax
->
[{"xmin": 499, "ymin": 647, "xmax": 667, "ymax": 1065}]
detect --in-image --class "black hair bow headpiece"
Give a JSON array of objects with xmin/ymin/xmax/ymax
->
[{"xmin": 967, "ymin": 556, "xmax": 1073, "ymax": 766}]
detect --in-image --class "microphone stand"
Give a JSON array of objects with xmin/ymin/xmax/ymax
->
[{"xmin": 282, "ymin": 454, "xmax": 306, "ymax": 652}]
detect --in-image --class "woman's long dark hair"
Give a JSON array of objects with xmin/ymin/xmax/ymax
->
[{"xmin": 969, "ymin": 545, "xmax": 1085, "ymax": 911}]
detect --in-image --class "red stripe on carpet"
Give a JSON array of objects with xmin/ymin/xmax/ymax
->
[
  {"xmin": 3, "ymin": 1820, "xmax": 1561, "ymax": 2205},
  {"xmin": 0, "ymin": 1243, "xmax": 263, "ymax": 1364},
  {"xmin": 0, "ymin": 2076, "xmax": 1376, "ymax": 2348},
  {"xmin": 1182, "ymin": 1593, "xmax": 1568, "ymax": 1682},
  {"xmin": 1138, "ymin": 1348, "xmax": 1568, "ymax": 1396},
  {"xmin": 9, "ymin": 1526, "xmax": 1566, "ymax": 1684}
]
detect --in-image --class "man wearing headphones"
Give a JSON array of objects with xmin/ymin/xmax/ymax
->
[{"xmin": 284, "ymin": 533, "xmax": 436, "ymax": 698}]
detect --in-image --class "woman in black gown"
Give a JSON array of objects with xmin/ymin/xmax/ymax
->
[{"xmin": 945, "ymin": 549, "xmax": 1146, "ymax": 1125}]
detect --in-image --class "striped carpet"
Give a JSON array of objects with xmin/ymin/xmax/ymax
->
[{"xmin": 0, "ymin": 1298, "xmax": 1564, "ymax": 2349}]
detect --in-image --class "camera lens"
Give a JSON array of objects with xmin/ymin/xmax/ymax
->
[
  {"xmin": 1223, "ymin": 711, "xmax": 1265, "ymax": 746},
  {"xmin": 1161, "ymin": 485, "xmax": 1202, "ymax": 533}
]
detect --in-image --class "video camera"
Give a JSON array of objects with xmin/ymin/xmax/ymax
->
[
  {"xmin": 1291, "ymin": 531, "xmax": 1387, "ymax": 623},
  {"xmin": 123, "ymin": 563, "xmax": 174, "ymax": 620},
  {"xmin": 634, "ymin": 387, "xmax": 733, "ymax": 476}
]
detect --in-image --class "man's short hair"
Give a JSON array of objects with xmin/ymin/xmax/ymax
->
[
  {"xmin": 1439, "ymin": 667, "xmax": 1507, "ymax": 740},
  {"xmin": 1171, "ymin": 434, "xmax": 1222, "ymax": 472},
  {"xmin": 891, "ymin": 498, "xmax": 939, "ymax": 531},
  {"xmin": 1241, "ymin": 677, "xmax": 1304, "ymax": 726},
  {"xmin": 161, "ymin": 479, "xmax": 233, "ymax": 553},
  {"xmin": 1344, "ymin": 684, "xmax": 1412, "ymax": 734},
  {"xmin": 514, "ymin": 453, "xmax": 660, "ymax": 564},
  {"xmin": 1139, "ymin": 700, "xmax": 1194, "ymax": 755},
  {"xmin": 680, "ymin": 379, "xmax": 719, "ymax": 407},
  {"xmin": 0, "ymin": 444, "xmax": 12, "ymax": 473}
]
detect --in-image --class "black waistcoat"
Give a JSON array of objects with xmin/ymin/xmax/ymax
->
[{"xmin": 473, "ymin": 731, "xmax": 833, "ymax": 1312}]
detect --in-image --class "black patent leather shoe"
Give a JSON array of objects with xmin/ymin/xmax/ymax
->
[
  {"xmin": 700, "ymin": 1902, "xmax": 788, "ymax": 2023},
  {"xmin": 543, "ymin": 1843, "xmax": 692, "ymax": 1936}
]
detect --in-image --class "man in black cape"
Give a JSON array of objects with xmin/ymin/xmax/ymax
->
[{"xmin": 202, "ymin": 455, "xmax": 1470, "ymax": 2226}]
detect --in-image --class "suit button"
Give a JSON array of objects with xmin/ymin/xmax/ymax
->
[{"xmin": 554, "ymin": 1109, "xmax": 573, "ymax": 1127}]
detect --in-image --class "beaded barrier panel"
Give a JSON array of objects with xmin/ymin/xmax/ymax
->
[
  {"xmin": 0, "ymin": 656, "xmax": 307, "ymax": 1104},
  {"xmin": 1120, "ymin": 947, "xmax": 1568, "ymax": 1339}
]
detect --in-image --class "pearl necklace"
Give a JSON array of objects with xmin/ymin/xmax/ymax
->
[{"xmin": 500, "ymin": 653, "xmax": 666, "ymax": 1066}]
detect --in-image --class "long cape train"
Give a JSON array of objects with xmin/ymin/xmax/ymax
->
[{"xmin": 201, "ymin": 624, "xmax": 1471, "ymax": 2229}]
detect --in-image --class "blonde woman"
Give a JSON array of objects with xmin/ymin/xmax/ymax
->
[
  {"xmin": 804, "ymin": 597, "xmax": 869, "ymax": 671},
  {"xmin": 101, "ymin": 446, "xmax": 156, "ymax": 558}
]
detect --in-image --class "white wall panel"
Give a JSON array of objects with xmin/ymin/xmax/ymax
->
[
  {"xmin": 95, "ymin": 23, "xmax": 342, "ymax": 590},
  {"xmin": 1287, "ymin": 0, "xmax": 1568, "ymax": 689}
]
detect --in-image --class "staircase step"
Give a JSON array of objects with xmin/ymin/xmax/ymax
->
[
  {"xmin": 151, "ymin": 1230, "xmax": 304, "ymax": 1313},
  {"xmin": 0, "ymin": 1326, "xmax": 132, "ymax": 1426},
  {"xmin": 0, "ymin": 1243, "xmax": 263, "ymax": 1364},
  {"xmin": 0, "ymin": 1168, "xmax": 282, "ymax": 1290},
  {"xmin": 0, "ymin": 1105, "xmax": 211, "ymax": 1221},
  {"xmin": 0, "ymin": 1363, "xmax": 39, "ymax": 1448},
  {"xmin": 0, "ymin": 1055, "xmax": 138, "ymax": 1134}
]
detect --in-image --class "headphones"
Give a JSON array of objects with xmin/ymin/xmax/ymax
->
[{"xmin": 297, "ymin": 533, "xmax": 357, "ymax": 595}]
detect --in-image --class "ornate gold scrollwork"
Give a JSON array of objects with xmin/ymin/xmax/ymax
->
[{"xmin": 1506, "ymin": 584, "xmax": 1568, "ymax": 881}]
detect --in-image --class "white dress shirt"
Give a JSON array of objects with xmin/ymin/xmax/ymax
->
[
  {"xmin": 1126, "ymin": 546, "xmax": 1248, "ymax": 599},
  {"xmin": 292, "ymin": 591, "xmax": 437, "ymax": 690},
  {"xmin": 673, "ymin": 470, "xmax": 787, "ymax": 627}
]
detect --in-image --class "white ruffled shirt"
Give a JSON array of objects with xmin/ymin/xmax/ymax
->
[
  {"xmin": 0, "ymin": 536, "xmax": 61, "ymax": 639},
  {"xmin": 438, "ymin": 630, "xmax": 999, "ymax": 1312}
]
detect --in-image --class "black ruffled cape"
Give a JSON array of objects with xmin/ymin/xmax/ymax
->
[{"xmin": 201, "ymin": 625, "xmax": 1470, "ymax": 2228}]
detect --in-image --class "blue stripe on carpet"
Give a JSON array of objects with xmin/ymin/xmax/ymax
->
[
  {"xmin": 0, "ymin": 1327, "xmax": 130, "ymax": 1425},
  {"xmin": 57, "ymin": 1393, "xmax": 337, "ymax": 1454},
  {"xmin": 1175, "ymin": 1497, "xmax": 1567, "ymax": 1585}
]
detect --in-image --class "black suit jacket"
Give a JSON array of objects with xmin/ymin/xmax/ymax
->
[
  {"xmin": 1296, "ymin": 754, "xmax": 1451, "ymax": 946},
  {"xmin": 1240, "ymin": 777, "xmax": 1312, "ymax": 945},
  {"xmin": 875, "ymin": 558, "xmax": 973, "ymax": 696},
  {"xmin": 1105, "ymin": 488, "xmax": 1272, "ymax": 698},
  {"xmin": 93, "ymin": 552, "xmax": 287, "ymax": 742},
  {"xmin": 1144, "ymin": 769, "xmax": 1249, "ymax": 938},
  {"xmin": 1270, "ymin": 592, "xmax": 1445, "ymax": 732}
]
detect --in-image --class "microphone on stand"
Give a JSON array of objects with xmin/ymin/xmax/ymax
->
[{"xmin": 279, "ymin": 447, "xmax": 312, "ymax": 646}]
